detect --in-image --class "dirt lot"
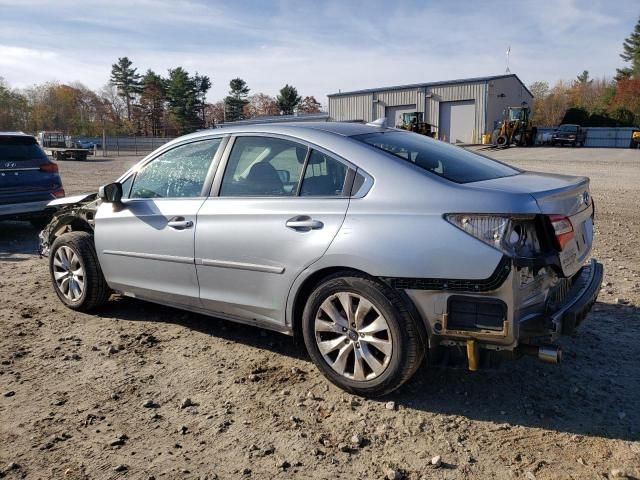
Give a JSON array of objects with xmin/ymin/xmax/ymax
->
[{"xmin": 1, "ymin": 147, "xmax": 639, "ymax": 479}]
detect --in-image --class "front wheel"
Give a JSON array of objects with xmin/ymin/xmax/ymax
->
[
  {"xmin": 302, "ymin": 273, "xmax": 425, "ymax": 397},
  {"xmin": 49, "ymin": 231, "xmax": 111, "ymax": 311}
]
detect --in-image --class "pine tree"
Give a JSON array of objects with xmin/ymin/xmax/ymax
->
[
  {"xmin": 110, "ymin": 57, "xmax": 142, "ymax": 121},
  {"xmin": 165, "ymin": 67, "xmax": 200, "ymax": 134},
  {"xmin": 224, "ymin": 78, "xmax": 250, "ymax": 122},
  {"xmin": 617, "ymin": 16, "xmax": 640, "ymax": 79},
  {"xmin": 277, "ymin": 84, "xmax": 301, "ymax": 115},
  {"xmin": 139, "ymin": 70, "xmax": 166, "ymax": 136},
  {"xmin": 193, "ymin": 73, "xmax": 212, "ymax": 123}
]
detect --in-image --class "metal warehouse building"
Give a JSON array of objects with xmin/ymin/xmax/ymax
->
[{"xmin": 328, "ymin": 74, "xmax": 533, "ymax": 144}]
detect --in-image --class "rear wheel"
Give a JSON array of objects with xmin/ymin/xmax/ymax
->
[
  {"xmin": 49, "ymin": 231, "xmax": 111, "ymax": 311},
  {"xmin": 496, "ymin": 135, "xmax": 509, "ymax": 148},
  {"xmin": 302, "ymin": 273, "xmax": 425, "ymax": 397}
]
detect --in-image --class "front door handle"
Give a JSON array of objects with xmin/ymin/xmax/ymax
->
[
  {"xmin": 286, "ymin": 215, "xmax": 324, "ymax": 232},
  {"xmin": 167, "ymin": 216, "xmax": 194, "ymax": 230}
]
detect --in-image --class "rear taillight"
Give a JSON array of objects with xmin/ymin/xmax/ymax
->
[
  {"xmin": 40, "ymin": 163, "xmax": 58, "ymax": 173},
  {"xmin": 52, "ymin": 188, "xmax": 65, "ymax": 198},
  {"xmin": 445, "ymin": 214, "xmax": 540, "ymax": 257},
  {"xmin": 548, "ymin": 215, "xmax": 574, "ymax": 250}
]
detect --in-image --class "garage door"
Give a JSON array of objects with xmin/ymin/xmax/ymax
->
[
  {"xmin": 439, "ymin": 100, "xmax": 476, "ymax": 144},
  {"xmin": 385, "ymin": 105, "xmax": 416, "ymax": 128}
]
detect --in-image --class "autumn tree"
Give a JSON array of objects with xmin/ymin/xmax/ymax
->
[
  {"xmin": 110, "ymin": 57, "xmax": 142, "ymax": 121},
  {"xmin": 617, "ymin": 16, "xmax": 640, "ymax": 79},
  {"xmin": 224, "ymin": 78, "xmax": 250, "ymax": 122},
  {"xmin": 243, "ymin": 93, "xmax": 279, "ymax": 118},
  {"xmin": 609, "ymin": 78, "xmax": 640, "ymax": 123},
  {"xmin": 277, "ymin": 84, "xmax": 301, "ymax": 115},
  {"xmin": 0, "ymin": 77, "xmax": 29, "ymax": 130},
  {"xmin": 297, "ymin": 96, "xmax": 322, "ymax": 114},
  {"xmin": 204, "ymin": 101, "xmax": 225, "ymax": 127}
]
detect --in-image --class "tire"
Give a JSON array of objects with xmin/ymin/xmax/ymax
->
[
  {"xmin": 496, "ymin": 135, "xmax": 509, "ymax": 148},
  {"xmin": 302, "ymin": 273, "xmax": 425, "ymax": 397},
  {"xmin": 49, "ymin": 231, "xmax": 111, "ymax": 311}
]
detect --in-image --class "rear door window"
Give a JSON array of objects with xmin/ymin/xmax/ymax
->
[
  {"xmin": 354, "ymin": 131, "xmax": 519, "ymax": 184},
  {"xmin": 220, "ymin": 136, "xmax": 308, "ymax": 196}
]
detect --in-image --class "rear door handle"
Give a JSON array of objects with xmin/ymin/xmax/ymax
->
[
  {"xmin": 167, "ymin": 216, "xmax": 193, "ymax": 230},
  {"xmin": 286, "ymin": 216, "xmax": 324, "ymax": 231}
]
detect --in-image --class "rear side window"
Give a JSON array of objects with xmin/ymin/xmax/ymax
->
[
  {"xmin": 354, "ymin": 131, "xmax": 519, "ymax": 184},
  {"xmin": 0, "ymin": 136, "xmax": 48, "ymax": 161},
  {"xmin": 300, "ymin": 150, "xmax": 348, "ymax": 197}
]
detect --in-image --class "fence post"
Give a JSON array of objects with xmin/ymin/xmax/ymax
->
[
  {"xmin": 135, "ymin": 136, "xmax": 138, "ymax": 155},
  {"xmin": 152, "ymin": 136, "xmax": 155, "ymax": 150},
  {"xmin": 116, "ymin": 137, "xmax": 119, "ymax": 156}
]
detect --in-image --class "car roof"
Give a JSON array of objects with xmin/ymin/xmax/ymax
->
[{"xmin": 179, "ymin": 121, "xmax": 391, "ymax": 142}]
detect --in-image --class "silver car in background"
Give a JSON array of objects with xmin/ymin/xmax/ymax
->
[{"xmin": 39, "ymin": 122, "xmax": 603, "ymax": 396}]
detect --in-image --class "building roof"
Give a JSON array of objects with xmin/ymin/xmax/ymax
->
[
  {"xmin": 0, "ymin": 131, "xmax": 29, "ymax": 136},
  {"xmin": 328, "ymin": 74, "xmax": 534, "ymax": 98},
  {"xmin": 221, "ymin": 112, "xmax": 329, "ymax": 126}
]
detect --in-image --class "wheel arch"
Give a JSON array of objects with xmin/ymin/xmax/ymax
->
[{"xmin": 287, "ymin": 265, "xmax": 427, "ymax": 347}]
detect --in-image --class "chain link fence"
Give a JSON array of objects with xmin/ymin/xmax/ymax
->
[{"xmin": 75, "ymin": 136, "xmax": 177, "ymax": 156}]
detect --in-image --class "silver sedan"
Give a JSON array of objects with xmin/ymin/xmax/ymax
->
[{"xmin": 40, "ymin": 122, "xmax": 603, "ymax": 396}]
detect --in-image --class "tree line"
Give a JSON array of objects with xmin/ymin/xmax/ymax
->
[
  {"xmin": 0, "ymin": 57, "xmax": 322, "ymax": 137},
  {"xmin": 529, "ymin": 16, "xmax": 640, "ymax": 127}
]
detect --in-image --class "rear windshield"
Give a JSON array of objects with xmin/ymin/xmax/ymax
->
[
  {"xmin": 0, "ymin": 136, "xmax": 48, "ymax": 161},
  {"xmin": 353, "ymin": 131, "xmax": 519, "ymax": 184}
]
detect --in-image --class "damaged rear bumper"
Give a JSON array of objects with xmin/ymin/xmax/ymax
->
[
  {"xmin": 549, "ymin": 260, "xmax": 604, "ymax": 335},
  {"xmin": 527, "ymin": 259, "xmax": 603, "ymax": 338}
]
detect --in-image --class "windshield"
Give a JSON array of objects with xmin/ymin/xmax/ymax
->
[
  {"xmin": 559, "ymin": 125, "xmax": 578, "ymax": 132},
  {"xmin": 509, "ymin": 108, "xmax": 525, "ymax": 121},
  {"xmin": 0, "ymin": 136, "xmax": 48, "ymax": 161},
  {"xmin": 353, "ymin": 131, "xmax": 520, "ymax": 184}
]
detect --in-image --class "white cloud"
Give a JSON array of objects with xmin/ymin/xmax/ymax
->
[{"xmin": 0, "ymin": 0, "xmax": 635, "ymax": 102}]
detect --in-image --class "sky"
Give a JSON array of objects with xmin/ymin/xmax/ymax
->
[{"xmin": 0, "ymin": 0, "xmax": 636, "ymax": 105}]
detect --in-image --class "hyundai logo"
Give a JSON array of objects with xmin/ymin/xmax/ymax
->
[{"xmin": 582, "ymin": 191, "xmax": 590, "ymax": 206}]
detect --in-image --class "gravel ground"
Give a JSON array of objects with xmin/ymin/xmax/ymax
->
[{"xmin": 1, "ymin": 147, "xmax": 639, "ymax": 479}]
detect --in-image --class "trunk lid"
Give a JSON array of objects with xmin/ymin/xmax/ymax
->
[{"xmin": 471, "ymin": 171, "xmax": 594, "ymax": 276}]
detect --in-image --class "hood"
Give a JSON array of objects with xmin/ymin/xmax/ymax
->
[{"xmin": 47, "ymin": 192, "xmax": 96, "ymax": 207}]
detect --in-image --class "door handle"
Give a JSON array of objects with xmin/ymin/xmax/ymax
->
[
  {"xmin": 286, "ymin": 216, "xmax": 324, "ymax": 231},
  {"xmin": 167, "ymin": 217, "xmax": 194, "ymax": 230}
]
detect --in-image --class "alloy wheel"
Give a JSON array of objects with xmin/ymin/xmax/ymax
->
[
  {"xmin": 52, "ymin": 245, "xmax": 85, "ymax": 302},
  {"xmin": 314, "ymin": 292, "xmax": 393, "ymax": 381}
]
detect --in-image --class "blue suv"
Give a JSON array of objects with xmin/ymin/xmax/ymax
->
[{"xmin": 0, "ymin": 132, "xmax": 64, "ymax": 229}]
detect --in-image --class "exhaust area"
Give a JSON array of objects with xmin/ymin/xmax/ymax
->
[
  {"xmin": 537, "ymin": 346, "xmax": 563, "ymax": 364},
  {"xmin": 521, "ymin": 345, "xmax": 563, "ymax": 364}
]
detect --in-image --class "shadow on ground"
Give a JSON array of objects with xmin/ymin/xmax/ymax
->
[
  {"xmin": 98, "ymin": 293, "xmax": 639, "ymax": 443},
  {"xmin": 0, "ymin": 221, "xmax": 40, "ymax": 261}
]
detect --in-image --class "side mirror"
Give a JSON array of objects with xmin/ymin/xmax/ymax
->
[{"xmin": 98, "ymin": 182, "xmax": 123, "ymax": 203}]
